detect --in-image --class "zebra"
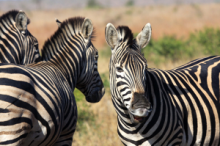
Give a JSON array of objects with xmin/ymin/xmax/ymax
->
[
  {"xmin": 105, "ymin": 23, "xmax": 220, "ymax": 146},
  {"xmin": 0, "ymin": 10, "xmax": 40, "ymax": 64},
  {"xmin": 0, "ymin": 17, "xmax": 104, "ymax": 145}
]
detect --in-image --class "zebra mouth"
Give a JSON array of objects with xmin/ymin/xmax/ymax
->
[
  {"xmin": 128, "ymin": 112, "xmax": 149, "ymax": 123},
  {"xmin": 128, "ymin": 107, "xmax": 152, "ymax": 123},
  {"xmin": 133, "ymin": 115, "xmax": 146, "ymax": 122}
]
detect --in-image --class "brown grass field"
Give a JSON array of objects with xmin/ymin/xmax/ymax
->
[
  {"xmin": 4, "ymin": 3, "xmax": 219, "ymax": 50},
  {"xmin": 1, "ymin": 3, "xmax": 220, "ymax": 146}
]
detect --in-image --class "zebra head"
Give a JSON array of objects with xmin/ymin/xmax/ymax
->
[
  {"xmin": 105, "ymin": 23, "xmax": 152, "ymax": 123},
  {"xmin": 75, "ymin": 18, "xmax": 105, "ymax": 103},
  {"xmin": 0, "ymin": 10, "xmax": 40, "ymax": 64},
  {"xmin": 15, "ymin": 11, "xmax": 41, "ymax": 64}
]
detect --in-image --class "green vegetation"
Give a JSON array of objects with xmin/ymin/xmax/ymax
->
[
  {"xmin": 87, "ymin": 0, "xmax": 102, "ymax": 9},
  {"xmin": 100, "ymin": 73, "xmax": 110, "ymax": 89},
  {"xmin": 125, "ymin": 0, "xmax": 134, "ymax": 7},
  {"xmin": 141, "ymin": 27, "xmax": 220, "ymax": 64},
  {"xmin": 74, "ymin": 89, "xmax": 97, "ymax": 133},
  {"xmin": 194, "ymin": 28, "xmax": 220, "ymax": 55}
]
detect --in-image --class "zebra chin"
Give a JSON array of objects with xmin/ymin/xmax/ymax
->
[{"xmin": 86, "ymin": 87, "xmax": 105, "ymax": 103}]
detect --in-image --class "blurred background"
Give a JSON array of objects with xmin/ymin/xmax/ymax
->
[{"xmin": 1, "ymin": 0, "xmax": 220, "ymax": 145}]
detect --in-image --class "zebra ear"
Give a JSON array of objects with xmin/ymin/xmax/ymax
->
[
  {"xmin": 105, "ymin": 23, "xmax": 118, "ymax": 49},
  {"xmin": 56, "ymin": 18, "xmax": 61, "ymax": 27},
  {"xmin": 135, "ymin": 23, "xmax": 152, "ymax": 50},
  {"xmin": 81, "ymin": 18, "xmax": 93, "ymax": 40},
  {"xmin": 15, "ymin": 11, "xmax": 28, "ymax": 33}
]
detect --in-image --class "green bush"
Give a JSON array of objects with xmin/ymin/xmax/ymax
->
[
  {"xmin": 153, "ymin": 36, "xmax": 185, "ymax": 61},
  {"xmin": 196, "ymin": 28, "xmax": 220, "ymax": 55},
  {"xmin": 141, "ymin": 27, "xmax": 220, "ymax": 63},
  {"xmin": 141, "ymin": 36, "xmax": 191, "ymax": 63}
]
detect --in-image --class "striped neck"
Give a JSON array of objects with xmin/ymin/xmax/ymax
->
[{"xmin": 41, "ymin": 17, "xmax": 88, "ymax": 89}]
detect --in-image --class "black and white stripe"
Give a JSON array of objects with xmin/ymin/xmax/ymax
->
[
  {"xmin": 0, "ymin": 10, "xmax": 40, "ymax": 64},
  {"xmin": 0, "ymin": 17, "xmax": 104, "ymax": 145},
  {"xmin": 105, "ymin": 23, "xmax": 220, "ymax": 146}
]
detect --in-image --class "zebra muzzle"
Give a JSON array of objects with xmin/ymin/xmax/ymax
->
[
  {"xmin": 86, "ymin": 86, "xmax": 105, "ymax": 103},
  {"xmin": 128, "ymin": 107, "xmax": 152, "ymax": 123},
  {"xmin": 128, "ymin": 102, "xmax": 152, "ymax": 123}
]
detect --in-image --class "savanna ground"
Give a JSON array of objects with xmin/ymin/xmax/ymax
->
[{"xmin": 1, "ymin": 3, "xmax": 220, "ymax": 146}]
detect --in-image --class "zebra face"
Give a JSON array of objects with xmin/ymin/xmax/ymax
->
[
  {"xmin": 105, "ymin": 23, "xmax": 152, "ymax": 123},
  {"xmin": 76, "ymin": 18, "xmax": 105, "ymax": 103},
  {"xmin": 83, "ymin": 45, "xmax": 105, "ymax": 103},
  {"xmin": 115, "ymin": 54, "xmax": 152, "ymax": 123}
]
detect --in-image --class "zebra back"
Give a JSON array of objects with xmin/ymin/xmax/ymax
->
[{"xmin": 0, "ymin": 10, "xmax": 40, "ymax": 65}]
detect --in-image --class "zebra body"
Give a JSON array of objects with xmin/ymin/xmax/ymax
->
[
  {"xmin": 105, "ymin": 23, "xmax": 220, "ymax": 145},
  {"xmin": 0, "ymin": 63, "xmax": 75, "ymax": 145},
  {"xmin": 0, "ymin": 10, "xmax": 40, "ymax": 64},
  {"xmin": 0, "ymin": 17, "xmax": 104, "ymax": 145}
]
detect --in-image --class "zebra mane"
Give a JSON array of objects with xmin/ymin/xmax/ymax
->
[
  {"xmin": 0, "ymin": 10, "xmax": 30, "ymax": 24},
  {"xmin": 116, "ymin": 26, "xmax": 133, "ymax": 47},
  {"xmin": 41, "ymin": 17, "xmax": 95, "ymax": 60}
]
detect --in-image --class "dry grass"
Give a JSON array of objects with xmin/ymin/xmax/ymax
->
[
  {"xmin": 72, "ymin": 91, "xmax": 123, "ymax": 146},
  {"xmin": 1, "ymin": 3, "xmax": 219, "ymax": 50}
]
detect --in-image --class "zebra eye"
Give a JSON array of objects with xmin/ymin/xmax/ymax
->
[{"xmin": 116, "ymin": 67, "xmax": 123, "ymax": 72}]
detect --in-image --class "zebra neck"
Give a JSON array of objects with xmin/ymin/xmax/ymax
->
[
  {"xmin": 142, "ymin": 70, "xmax": 183, "ymax": 135},
  {"xmin": 41, "ymin": 44, "xmax": 85, "ymax": 90}
]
